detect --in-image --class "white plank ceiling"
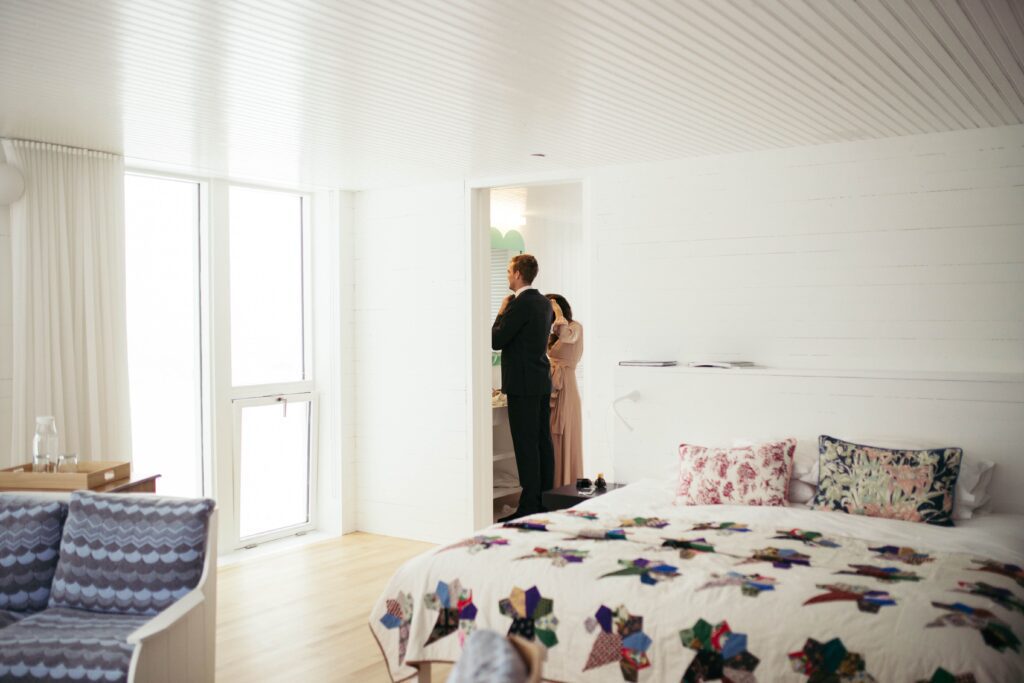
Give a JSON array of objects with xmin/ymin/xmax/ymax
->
[{"xmin": 2, "ymin": 0, "xmax": 1023, "ymax": 189}]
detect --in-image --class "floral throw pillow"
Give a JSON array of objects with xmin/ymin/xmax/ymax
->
[
  {"xmin": 811, "ymin": 435, "xmax": 962, "ymax": 526},
  {"xmin": 675, "ymin": 438, "xmax": 795, "ymax": 506}
]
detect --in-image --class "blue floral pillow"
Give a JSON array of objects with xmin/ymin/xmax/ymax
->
[{"xmin": 811, "ymin": 435, "xmax": 962, "ymax": 526}]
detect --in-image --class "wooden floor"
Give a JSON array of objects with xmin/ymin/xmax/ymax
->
[{"xmin": 217, "ymin": 532, "xmax": 454, "ymax": 682}]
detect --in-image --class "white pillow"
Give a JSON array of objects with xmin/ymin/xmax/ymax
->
[{"xmin": 953, "ymin": 457, "xmax": 996, "ymax": 520}]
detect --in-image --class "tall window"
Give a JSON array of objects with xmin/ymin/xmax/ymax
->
[
  {"xmin": 229, "ymin": 187, "xmax": 306, "ymax": 387},
  {"xmin": 124, "ymin": 174, "xmax": 204, "ymax": 497},
  {"xmin": 229, "ymin": 186, "xmax": 315, "ymax": 544},
  {"xmin": 125, "ymin": 177, "xmax": 317, "ymax": 549}
]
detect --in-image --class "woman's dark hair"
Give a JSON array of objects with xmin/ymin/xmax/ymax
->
[{"xmin": 546, "ymin": 293, "xmax": 573, "ymax": 349}]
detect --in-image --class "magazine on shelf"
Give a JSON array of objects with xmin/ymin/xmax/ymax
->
[
  {"xmin": 618, "ymin": 360, "xmax": 678, "ymax": 367},
  {"xmin": 687, "ymin": 361, "xmax": 756, "ymax": 369}
]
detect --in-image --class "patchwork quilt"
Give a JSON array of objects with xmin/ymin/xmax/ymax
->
[{"xmin": 370, "ymin": 508, "xmax": 1024, "ymax": 682}]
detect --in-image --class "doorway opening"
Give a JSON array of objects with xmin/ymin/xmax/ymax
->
[{"xmin": 469, "ymin": 181, "xmax": 586, "ymax": 527}]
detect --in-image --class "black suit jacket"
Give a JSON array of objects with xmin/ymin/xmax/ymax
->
[{"xmin": 492, "ymin": 288, "xmax": 553, "ymax": 396}]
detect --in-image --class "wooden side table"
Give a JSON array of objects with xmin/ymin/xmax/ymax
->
[
  {"xmin": 100, "ymin": 474, "xmax": 161, "ymax": 494},
  {"xmin": 542, "ymin": 483, "xmax": 625, "ymax": 512},
  {"xmin": 0, "ymin": 473, "xmax": 161, "ymax": 494}
]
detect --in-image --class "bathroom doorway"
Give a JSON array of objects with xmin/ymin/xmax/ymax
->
[{"xmin": 469, "ymin": 180, "xmax": 587, "ymax": 527}]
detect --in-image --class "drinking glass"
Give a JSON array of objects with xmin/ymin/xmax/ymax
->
[{"xmin": 57, "ymin": 453, "xmax": 79, "ymax": 473}]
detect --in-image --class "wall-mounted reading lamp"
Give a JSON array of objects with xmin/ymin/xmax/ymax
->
[{"xmin": 612, "ymin": 390, "xmax": 640, "ymax": 432}]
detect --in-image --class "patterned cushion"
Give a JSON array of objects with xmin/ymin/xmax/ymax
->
[
  {"xmin": 811, "ymin": 434, "xmax": 962, "ymax": 526},
  {"xmin": 49, "ymin": 491, "xmax": 215, "ymax": 616},
  {"xmin": 675, "ymin": 439, "xmax": 795, "ymax": 506},
  {"xmin": 0, "ymin": 610, "xmax": 27, "ymax": 629},
  {"xmin": 0, "ymin": 607, "xmax": 148, "ymax": 682},
  {"xmin": 0, "ymin": 495, "xmax": 68, "ymax": 613}
]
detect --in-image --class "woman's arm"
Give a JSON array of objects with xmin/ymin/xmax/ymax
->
[{"xmin": 553, "ymin": 320, "xmax": 580, "ymax": 344}]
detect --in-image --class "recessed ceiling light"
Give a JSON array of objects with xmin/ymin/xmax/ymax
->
[{"xmin": 530, "ymin": 153, "xmax": 546, "ymax": 157}]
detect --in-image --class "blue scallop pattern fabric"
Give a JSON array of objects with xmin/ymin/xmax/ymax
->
[
  {"xmin": 48, "ymin": 491, "xmax": 215, "ymax": 616},
  {"xmin": 0, "ymin": 610, "xmax": 26, "ymax": 629},
  {"xmin": 0, "ymin": 607, "xmax": 148, "ymax": 682},
  {"xmin": 0, "ymin": 495, "xmax": 68, "ymax": 613}
]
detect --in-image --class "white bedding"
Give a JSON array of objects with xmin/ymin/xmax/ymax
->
[
  {"xmin": 372, "ymin": 481, "xmax": 1024, "ymax": 682},
  {"xmin": 579, "ymin": 479, "xmax": 1024, "ymax": 566}
]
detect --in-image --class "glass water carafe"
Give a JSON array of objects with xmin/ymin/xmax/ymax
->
[{"xmin": 32, "ymin": 416, "xmax": 58, "ymax": 473}]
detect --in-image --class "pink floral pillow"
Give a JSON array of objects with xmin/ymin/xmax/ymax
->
[{"xmin": 675, "ymin": 438, "xmax": 796, "ymax": 506}]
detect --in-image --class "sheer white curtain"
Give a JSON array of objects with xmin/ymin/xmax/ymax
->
[{"xmin": 2, "ymin": 139, "xmax": 131, "ymax": 465}]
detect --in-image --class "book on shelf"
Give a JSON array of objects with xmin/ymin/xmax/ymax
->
[
  {"xmin": 687, "ymin": 361, "xmax": 756, "ymax": 369},
  {"xmin": 618, "ymin": 360, "xmax": 678, "ymax": 367}
]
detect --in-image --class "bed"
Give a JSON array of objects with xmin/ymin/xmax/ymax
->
[{"xmin": 371, "ymin": 478, "xmax": 1024, "ymax": 682}]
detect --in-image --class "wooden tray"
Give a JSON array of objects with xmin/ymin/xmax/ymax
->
[{"xmin": 0, "ymin": 460, "xmax": 132, "ymax": 491}]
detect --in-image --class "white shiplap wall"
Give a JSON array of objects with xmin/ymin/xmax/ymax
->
[
  {"xmin": 585, "ymin": 124, "xmax": 1024, "ymax": 478},
  {"xmin": 519, "ymin": 183, "xmax": 586, "ymax": 321},
  {"xmin": 351, "ymin": 181, "xmax": 470, "ymax": 542}
]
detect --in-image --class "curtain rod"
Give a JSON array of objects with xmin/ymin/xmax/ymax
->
[{"xmin": 1, "ymin": 136, "xmax": 122, "ymax": 159}]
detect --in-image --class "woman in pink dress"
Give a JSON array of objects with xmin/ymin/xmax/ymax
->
[{"xmin": 546, "ymin": 294, "xmax": 583, "ymax": 487}]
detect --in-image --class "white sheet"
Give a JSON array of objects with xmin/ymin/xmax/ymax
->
[{"xmin": 577, "ymin": 478, "xmax": 1024, "ymax": 565}]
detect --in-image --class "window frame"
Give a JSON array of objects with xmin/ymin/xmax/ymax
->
[
  {"xmin": 221, "ymin": 182, "xmax": 317, "ymax": 549},
  {"xmin": 123, "ymin": 171, "xmax": 321, "ymax": 553},
  {"xmin": 123, "ymin": 170, "xmax": 211, "ymax": 499},
  {"xmin": 231, "ymin": 391, "xmax": 319, "ymax": 546}
]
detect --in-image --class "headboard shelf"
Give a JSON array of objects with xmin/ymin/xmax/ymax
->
[{"xmin": 616, "ymin": 364, "xmax": 1024, "ymax": 385}]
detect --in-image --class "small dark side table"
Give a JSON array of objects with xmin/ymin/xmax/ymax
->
[{"xmin": 542, "ymin": 483, "xmax": 625, "ymax": 512}]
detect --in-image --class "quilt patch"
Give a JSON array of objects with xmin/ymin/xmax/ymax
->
[
  {"xmin": 601, "ymin": 558, "xmax": 680, "ymax": 586},
  {"xmin": 698, "ymin": 572, "xmax": 777, "ymax": 597},
  {"xmin": 739, "ymin": 547, "xmax": 811, "ymax": 569},
  {"xmin": 584, "ymin": 605, "xmax": 652, "ymax": 682},
  {"xmin": 971, "ymin": 559, "xmax": 1024, "ymax": 588},
  {"xmin": 568, "ymin": 528, "xmax": 629, "ymax": 541},
  {"xmin": 772, "ymin": 529, "xmax": 840, "ymax": 548},
  {"xmin": 952, "ymin": 581, "xmax": 1024, "ymax": 614},
  {"xmin": 379, "ymin": 591, "xmax": 413, "ymax": 664},
  {"xmin": 927, "ymin": 602, "xmax": 1021, "ymax": 653},
  {"xmin": 440, "ymin": 535, "xmax": 508, "ymax": 554},
  {"xmin": 679, "ymin": 618, "xmax": 759, "ymax": 683},
  {"xmin": 503, "ymin": 519, "xmax": 550, "ymax": 532},
  {"xmin": 516, "ymin": 546, "xmax": 588, "ymax": 567},
  {"xmin": 803, "ymin": 583, "xmax": 896, "ymax": 614},
  {"xmin": 498, "ymin": 586, "xmax": 558, "ymax": 648},
  {"xmin": 691, "ymin": 521, "xmax": 751, "ymax": 534},
  {"xmin": 916, "ymin": 669, "xmax": 977, "ymax": 683},
  {"xmin": 620, "ymin": 516, "xmax": 670, "ymax": 529},
  {"xmin": 559, "ymin": 509, "xmax": 599, "ymax": 520},
  {"xmin": 423, "ymin": 580, "xmax": 476, "ymax": 647},
  {"xmin": 788, "ymin": 637, "xmax": 876, "ymax": 682},
  {"xmin": 662, "ymin": 537, "xmax": 717, "ymax": 559},
  {"xmin": 868, "ymin": 545, "xmax": 934, "ymax": 565},
  {"xmin": 835, "ymin": 564, "xmax": 921, "ymax": 583}
]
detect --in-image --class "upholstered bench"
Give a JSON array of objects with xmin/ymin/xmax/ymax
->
[{"xmin": 0, "ymin": 490, "xmax": 217, "ymax": 683}]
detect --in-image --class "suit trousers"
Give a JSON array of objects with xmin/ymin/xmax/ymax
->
[{"xmin": 506, "ymin": 393, "xmax": 555, "ymax": 514}]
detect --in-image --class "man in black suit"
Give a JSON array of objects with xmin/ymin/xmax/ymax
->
[{"xmin": 492, "ymin": 254, "xmax": 555, "ymax": 519}]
